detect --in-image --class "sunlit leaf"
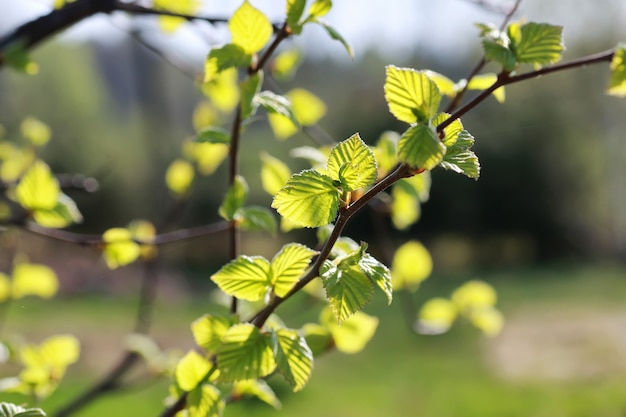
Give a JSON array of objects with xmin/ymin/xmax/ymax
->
[
  {"xmin": 175, "ymin": 350, "xmax": 212, "ymax": 391},
  {"xmin": 440, "ymin": 130, "xmax": 480, "ymax": 179},
  {"xmin": 260, "ymin": 152, "xmax": 291, "ymax": 196},
  {"xmin": 229, "ymin": 1, "xmax": 273, "ymax": 55},
  {"xmin": 288, "ymin": 88, "xmax": 327, "ymax": 126},
  {"xmin": 154, "ymin": 0, "xmax": 200, "ymax": 32},
  {"xmin": 301, "ymin": 323, "xmax": 332, "ymax": 356},
  {"xmin": 165, "ymin": 159, "xmax": 194, "ymax": 196},
  {"xmin": 272, "ymin": 49, "xmax": 302, "ymax": 79},
  {"xmin": 431, "ymin": 113, "xmax": 464, "ymax": 147},
  {"xmin": 478, "ymin": 24, "xmax": 517, "ymax": 71},
  {"xmin": 451, "ymin": 280, "xmax": 497, "ymax": 312},
  {"xmin": 4, "ymin": 41, "xmax": 39, "ymax": 75},
  {"xmin": 608, "ymin": 43, "xmax": 626, "ymax": 97},
  {"xmin": 384, "ymin": 66, "xmax": 441, "ymax": 124},
  {"xmin": 192, "ymin": 315, "xmax": 237, "ymax": 353},
  {"xmin": 273, "ymin": 328, "xmax": 313, "ymax": 391},
  {"xmin": 268, "ymin": 113, "xmax": 299, "ymax": 140},
  {"xmin": 211, "ymin": 256, "xmax": 271, "ymax": 302},
  {"xmin": 240, "ymin": 72, "xmax": 263, "ymax": 120},
  {"xmin": 0, "ymin": 145, "xmax": 35, "ymax": 183},
  {"xmin": 202, "ymin": 68, "xmax": 239, "ymax": 112},
  {"xmin": 327, "ymin": 133, "xmax": 378, "ymax": 191},
  {"xmin": 21, "ymin": 117, "xmax": 51, "ymax": 146},
  {"xmin": 186, "ymin": 384, "xmax": 224, "ymax": 417},
  {"xmin": 193, "ymin": 101, "xmax": 220, "ymax": 131},
  {"xmin": 255, "ymin": 91, "xmax": 299, "ymax": 126},
  {"xmin": 232, "ymin": 379, "xmax": 281, "ymax": 409},
  {"xmin": 307, "ymin": 0, "xmax": 332, "ymax": 19},
  {"xmin": 390, "ymin": 185, "xmax": 420, "ymax": 230},
  {"xmin": 466, "ymin": 73, "xmax": 505, "ymax": 102},
  {"xmin": 423, "ymin": 70, "xmax": 456, "ymax": 97},
  {"xmin": 196, "ymin": 127, "xmax": 231, "ymax": 145},
  {"xmin": 102, "ymin": 228, "xmax": 141, "ymax": 269},
  {"xmin": 510, "ymin": 22, "xmax": 563, "ymax": 66},
  {"xmin": 320, "ymin": 307, "xmax": 378, "ymax": 354},
  {"xmin": 391, "ymin": 240, "xmax": 433, "ymax": 291},
  {"xmin": 22, "ymin": 334, "xmax": 80, "ymax": 371},
  {"xmin": 15, "ymin": 160, "xmax": 59, "ymax": 211},
  {"xmin": 397, "ymin": 124, "xmax": 446, "ymax": 170},
  {"xmin": 205, "ymin": 44, "xmax": 251, "ymax": 83},
  {"xmin": 468, "ymin": 306, "xmax": 504, "ymax": 336},
  {"xmin": 11, "ymin": 263, "xmax": 58, "ymax": 299},
  {"xmin": 184, "ymin": 141, "xmax": 229, "ymax": 176},
  {"xmin": 358, "ymin": 254, "xmax": 392, "ymax": 304},
  {"xmin": 322, "ymin": 262, "xmax": 374, "ymax": 324},
  {"xmin": 0, "ymin": 273, "xmax": 10, "ymax": 302},
  {"xmin": 374, "ymin": 131, "xmax": 399, "ymax": 176},
  {"xmin": 217, "ymin": 324, "xmax": 276, "ymax": 382},
  {"xmin": 270, "ymin": 243, "xmax": 317, "ymax": 297},
  {"xmin": 219, "ymin": 175, "xmax": 249, "ymax": 220},
  {"xmin": 312, "ymin": 20, "xmax": 353, "ymax": 59},
  {"xmin": 237, "ymin": 206, "xmax": 277, "ymax": 234},
  {"xmin": 416, "ymin": 297, "xmax": 457, "ymax": 335},
  {"xmin": 0, "ymin": 403, "xmax": 46, "ymax": 417},
  {"xmin": 272, "ymin": 170, "xmax": 339, "ymax": 228},
  {"xmin": 32, "ymin": 194, "xmax": 83, "ymax": 228}
]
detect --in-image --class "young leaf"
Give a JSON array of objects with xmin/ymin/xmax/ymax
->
[
  {"xmin": 102, "ymin": 228, "xmax": 141, "ymax": 269},
  {"xmin": 204, "ymin": 44, "xmax": 251, "ymax": 82},
  {"xmin": 21, "ymin": 117, "xmax": 51, "ymax": 146},
  {"xmin": 165, "ymin": 159, "xmax": 194, "ymax": 196},
  {"xmin": 240, "ymin": 72, "xmax": 263, "ymax": 120},
  {"xmin": 451, "ymin": 280, "xmax": 497, "ymax": 312},
  {"xmin": 216, "ymin": 324, "xmax": 276, "ymax": 382},
  {"xmin": 431, "ymin": 113, "xmax": 463, "ymax": 147},
  {"xmin": 195, "ymin": 127, "xmax": 231, "ymax": 144},
  {"xmin": 397, "ymin": 124, "xmax": 446, "ymax": 170},
  {"xmin": 270, "ymin": 243, "xmax": 317, "ymax": 297},
  {"xmin": 254, "ymin": 91, "xmax": 299, "ymax": 127},
  {"xmin": 202, "ymin": 67, "xmax": 239, "ymax": 112},
  {"xmin": 468, "ymin": 306, "xmax": 504, "ymax": 336},
  {"xmin": 390, "ymin": 185, "xmax": 420, "ymax": 230},
  {"xmin": 288, "ymin": 88, "xmax": 327, "ymax": 126},
  {"xmin": 0, "ymin": 403, "xmax": 46, "ymax": 417},
  {"xmin": 373, "ymin": 131, "xmax": 399, "ymax": 176},
  {"xmin": 312, "ymin": 20, "xmax": 354, "ymax": 59},
  {"xmin": 186, "ymin": 384, "xmax": 225, "ymax": 417},
  {"xmin": 423, "ymin": 70, "xmax": 457, "ymax": 97},
  {"xmin": 307, "ymin": 0, "xmax": 332, "ymax": 19},
  {"xmin": 391, "ymin": 240, "xmax": 433, "ymax": 291},
  {"xmin": 15, "ymin": 160, "xmax": 60, "ymax": 211},
  {"xmin": 272, "ymin": 49, "xmax": 302, "ymax": 80},
  {"xmin": 510, "ymin": 22, "xmax": 564, "ymax": 66},
  {"xmin": 219, "ymin": 175, "xmax": 249, "ymax": 220},
  {"xmin": 482, "ymin": 38, "xmax": 517, "ymax": 71},
  {"xmin": 229, "ymin": 1, "xmax": 273, "ymax": 55},
  {"xmin": 327, "ymin": 133, "xmax": 378, "ymax": 191},
  {"xmin": 192, "ymin": 315, "xmax": 236, "ymax": 353},
  {"xmin": 175, "ymin": 350, "xmax": 212, "ymax": 391},
  {"xmin": 4, "ymin": 41, "xmax": 39, "ymax": 75},
  {"xmin": 184, "ymin": 141, "xmax": 229, "ymax": 176},
  {"xmin": 322, "ymin": 263, "xmax": 374, "ymax": 324},
  {"xmin": 22, "ymin": 334, "xmax": 80, "ymax": 372},
  {"xmin": 286, "ymin": 0, "xmax": 307, "ymax": 30},
  {"xmin": 608, "ymin": 43, "xmax": 626, "ymax": 97},
  {"xmin": 358, "ymin": 254, "xmax": 392, "ymax": 304},
  {"xmin": 11, "ymin": 263, "xmax": 58, "ymax": 299},
  {"xmin": 232, "ymin": 379, "xmax": 282, "ymax": 409},
  {"xmin": 237, "ymin": 206, "xmax": 277, "ymax": 234},
  {"xmin": 320, "ymin": 307, "xmax": 378, "ymax": 354},
  {"xmin": 211, "ymin": 256, "xmax": 271, "ymax": 302},
  {"xmin": 272, "ymin": 170, "xmax": 339, "ymax": 228},
  {"xmin": 440, "ymin": 130, "xmax": 480, "ymax": 179},
  {"xmin": 260, "ymin": 152, "xmax": 291, "ymax": 196},
  {"xmin": 32, "ymin": 193, "xmax": 83, "ymax": 228},
  {"xmin": 417, "ymin": 298, "xmax": 457, "ymax": 335},
  {"xmin": 384, "ymin": 66, "xmax": 441, "ymax": 124},
  {"xmin": 273, "ymin": 329, "xmax": 313, "ymax": 392},
  {"xmin": 466, "ymin": 73, "xmax": 505, "ymax": 103}
]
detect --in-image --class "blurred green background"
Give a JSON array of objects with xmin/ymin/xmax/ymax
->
[{"xmin": 2, "ymin": 0, "xmax": 626, "ymax": 415}]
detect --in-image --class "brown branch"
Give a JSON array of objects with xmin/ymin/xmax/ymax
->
[{"xmin": 438, "ymin": 48, "xmax": 616, "ymax": 133}]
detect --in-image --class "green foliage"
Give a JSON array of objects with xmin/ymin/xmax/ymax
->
[
  {"xmin": 216, "ymin": 324, "xmax": 276, "ymax": 382},
  {"xmin": 229, "ymin": 1, "xmax": 273, "ymax": 55},
  {"xmin": 384, "ymin": 66, "xmax": 441, "ymax": 124},
  {"xmin": 0, "ymin": 403, "xmax": 45, "ymax": 417},
  {"xmin": 608, "ymin": 43, "xmax": 626, "ymax": 97}
]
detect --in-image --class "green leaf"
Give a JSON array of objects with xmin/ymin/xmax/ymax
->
[
  {"xmin": 391, "ymin": 240, "xmax": 432, "ymax": 291},
  {"xmin": 21, "ymin": 117, "xmax": 51, "ymax": 146},
  {"xmin": 286, "ymin": 0, "xmax": 307, "ymax": 30},
  {"xmin": 4, "ymin": 41, "xmax": 39, "ymax": 75},
  {"xmin": 423, "ymin": 70, "xmax": 456, "ymax": 97},
  {"xmin": 254, "ymin": 91, "xmax": 299, "ymax": 127},
  {"xmin": 322, "ymin": 262, "xmax": 374, "ymax": 324},
  {"xmin": 468, "ymin": 306, "xmax": 504, "ymax": 336},
  {"xmin": 273, "ymin": 329, "xmax": 313, "ymax": 392},
  {"xmin": 192, "ymin": 315, "xmax": 236, "ymax": 353},
  {"xmin": 510, "ymin": 22, "xmax": 563, "ymax": 66},
  {"xmin": 373, "ymin": 131, "xmax": 399, "ymax": 176},
  {"xmin": 260, "ymin": 152, "xmax": 291, "ymax": 196},
  {"xmin": 216, "ymin": 324, "xmax": 276, "ymax": 381},
  {"xmin": 0, "ymin": 403, "xmax": 45, "ymax": 417},
  {"xmin": 431, "ymin": 113, "xmax": 463, "ymax": 147},
  {"xmin": 390, "ymin": 185, "xmax": 420, "ymax": 230},
  {"xmin": 417, "ymin": 298, "xmax": 457, "ymax": 335},
  {"xmin": 359, "ymin": 254, "xmax": 392, "ymax": 305},
  {"xmin": 327, "ymin": 133, "xmax": 378, "ymax": 191},
  {"xmin": 186, "ymin": 384, "xmax": 224, "ymax": 417},
  {"xmin": 312, "ymin": 20, "xmax": 354, "ymax": 59},
  {"xmin": 232, "ymin": 379, "xmax": 282, "ymax": 409},
  {"xmin": 32, "ymin": 194, "xmax": 83, "ymax": 228},
  {"xmin": 384, "ymin": 66, "xmax": 441, "ymax": 124},
  {"xmin": 466, "ymin": 73, "xmax": 505, "ymax": 102},
  {"xmin": 451, "ymin": 280, "xmax": 497, "ymax": 312},
  {"xmin": 204, "ymin": 44, "xmax": 251, "ymax": 83},
  {"xmin": 301, "ymin": 323, "xmax": 332, "ymax": 356},
  {"xmin": 272, "ymin": 49, "xmax": 302, "ymax": 80},
  {"xmin": 272, "ymin": 170, "xmax": 339, "ymax": 228},
  {"xmin": 175, "ymin": 350, "xmax": 213, "ymax": 391},
  {"xmin": 307, "ymin": 0, "xmax": 332, "ymax": 19},
  {"xmin": 202, "ymin": 67, "xmax": 240, "ymax": 111},
  {"xmin": 397, "ymin": 124, "xmax": 446, "ymax": 170},
  {"xmin": 608, "ymin": 43, "xmax": 626, "ymax": 97},
  {"xmin": 166, "ymin": 159, "xmax": 194, "ymax": 196},
  {"xmin": 102, "ymin": 228, "xmax": 141, "ymax": 269},
  {"xmin": 288, "ymin": 88, "xmax": 327, "ymax": 126},
  {"xmin": 240, "ymin": 72, "xmax": 263, "ymax": 120},
  {"xmin": 229, "ymin": 1, "xmax": 273, "ymax": 55},
  {"xmin": 440, "ymin": 130, "xmax": 480, "ymax": 179},
  {"xmin": 237, "ymin": 206, "xmax": 277, "ymax": 234},
  {"xmin": 320, "ymin": 307, "xmax": 378, "ymax": 354},
  {"xmin": 482, "ymin": 39, "xmax": 517, "ymax": 71},
  {"xmin": 11, "ymin": 263, "xmax": 58, "ymax": 299},
  {"xmin": 219, "ymin": 175, "xmax": 249, "ymax": 220},
  {"xmin": 400, "ymin": 169, "xmax": 431, "ymax": 202},
  {"xmin": 15, "ymin": 160, "xmax": 60, "ymax": 210},
  {"xmin": 211, "ymin": 256, "xmax": 271, "ymax": 302},
  {"xmin": 195, "ymin": 127, "xmax": 231, "ymax": 144},
  {"xmin": 270, "ymin": 244, "xmax": 317, "ymax": 297}
]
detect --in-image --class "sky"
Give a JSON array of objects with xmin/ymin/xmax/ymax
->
[{"xmin": 1, "ymin": 0, "xmax": 625, "ymax": 62}]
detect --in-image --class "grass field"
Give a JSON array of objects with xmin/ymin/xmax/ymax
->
[{"xmin": 3, "ymin": 263, "xmax": 626, "ymax": 417}]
